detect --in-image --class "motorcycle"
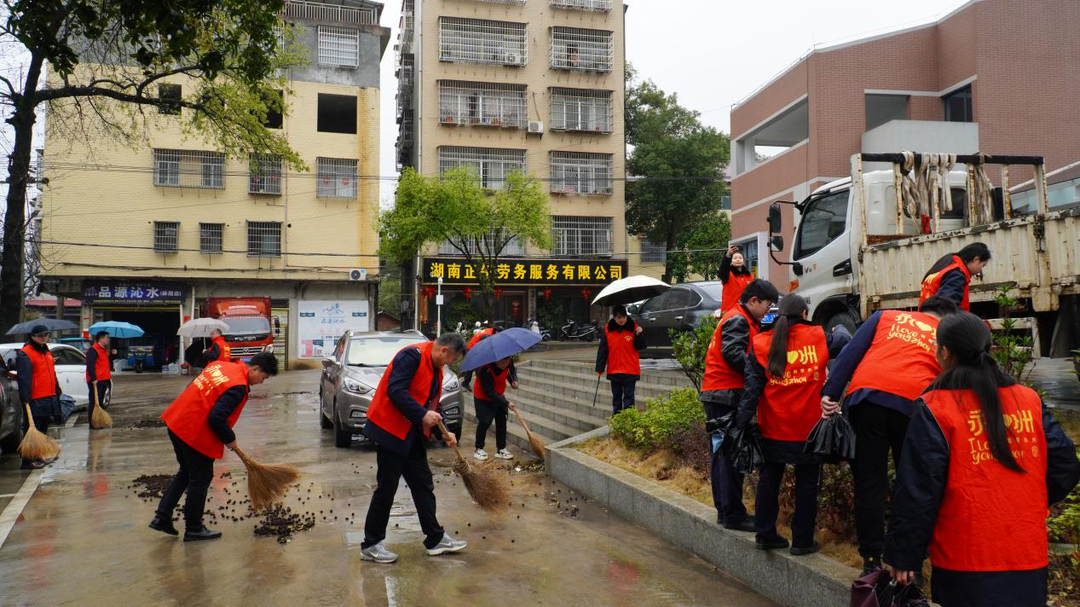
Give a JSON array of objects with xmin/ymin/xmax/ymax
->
[
  {"xmin": 560, "ymin": 319, "xmax": 600, "ymax": 342},
  {"xmin": 529, "ymin": 319, "xmax": 552, "ymax": 342}
]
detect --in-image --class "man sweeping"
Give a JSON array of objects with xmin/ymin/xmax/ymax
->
[
  {"xmin": 149, "ymin": 352, "xmax": 278, "ymax": 541},
  {"xmin": 16, "ymin": 324, "xmax": 63, "ymax": 469},
  {"xmin": 85, "ymin": 331, "xmax": 112, "ymax": 428},
  {"xmin": 361, "ymin": 333, "xmax": 469, "ymax": 564}
]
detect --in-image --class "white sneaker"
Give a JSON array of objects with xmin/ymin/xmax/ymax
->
[
  {"xmin": 427, "ymin": 534, "xmax": 467, "ymax": 556},
  {"xmin": 473, "ymin": 449, "xmax": 489, "ymax": 461},
  {"xmin": 360, "ymin": 542, "xmax": 398, "ymax": 564},
  {"xmin": 494, "ymin": 449, "xmax": 513, "ymax": 460}
]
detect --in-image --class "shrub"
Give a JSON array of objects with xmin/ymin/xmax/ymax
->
[
  {"xmin": 1049, "ymin": 448, "xmax": 1080, "ymax": 549},
  {"xmin": 610, "ymin": 407, "xmax": 649, "ymax": 450},
  {"xmin": 610, "ymin": 387, "xmax": 706, "ymax": 453},
  {"xmin": 671, "ymin": 317, "xmax": 718, "ymax": 390}
]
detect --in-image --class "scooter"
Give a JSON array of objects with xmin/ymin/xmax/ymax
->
[
  {"xmin": 560, "ymin": 319, "xmax": 600, "ymax": 342},
  {"xmin": 529, "ymin": 319, "xmax": 552, "ymax": 342}
]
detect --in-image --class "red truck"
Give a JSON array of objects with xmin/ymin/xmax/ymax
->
[{"xmin": 199, "ymin": 297, "xmax": 274, "ymax": 361}]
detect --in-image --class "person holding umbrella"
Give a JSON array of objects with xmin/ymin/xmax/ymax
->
[
  {"xmin": 85, "ymin": 331, "xmax": 113, "ymax": 428},
  {"xmin": 202, "ymin": 328, "xmax": 231, "ymax": 364},
  {"xmin": 16, "ymin": 324, "xmax": 63, "ymax": 469},
  {"xmin": 718, "ymin": 245, "xmax": 754, "ymax": 314},
  {"xmin": 472, "ymin": 356, "xmax": 517, "ymax": 462},
  {"xmin": 595, "ymin": 305, "xmax": 646, "ymax": 415},
  {"xmin": 461, "ymin": 326, "xmax": 501, "ymax": 392}
]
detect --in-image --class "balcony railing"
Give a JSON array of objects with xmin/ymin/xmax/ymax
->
[
  {"xmin": 284, "ymin": 0, "xmax": 377, "ymax": 25},
  {"xmin": 551, "ymin": 0, "xmax": 612, "ymax": 11}
]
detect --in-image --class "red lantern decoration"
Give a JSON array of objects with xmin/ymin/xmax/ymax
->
[
  {"xmin": 542, "ymin": 288, "xmax": 553, "ymax": 301},
  {"xmin": 462, "ymin": 287, "xmax": 473, "ymax": 299},
  {"xmin": 493, "ymin": 287, "xmax": 504, "ymax": 299},
  {"xmin": 422, "ymin": 286, "xmax": 435, "ymax": 299},
  {"xmin": 581, "ymin": 288, "xmax": 592, "ymax": 301}
]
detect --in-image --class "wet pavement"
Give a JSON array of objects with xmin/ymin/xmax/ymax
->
[{"xmin": 0, "ymin": 369, "xmax": 775, "ymax": 607}]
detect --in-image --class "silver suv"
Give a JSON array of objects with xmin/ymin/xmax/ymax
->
[{"xmin": 318, "ymin": 331, "xmax": 464, "ymax": 448}]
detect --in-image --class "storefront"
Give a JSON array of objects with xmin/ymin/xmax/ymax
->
[
  {"xmin": 81, "ymin": 281, "xmax": 188, "ymax": 371},
  {"xmin": 418, "ymin": 257, "xmax": 629, "ymax": 336}
]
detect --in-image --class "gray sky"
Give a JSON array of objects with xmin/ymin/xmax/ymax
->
[{"xmin": 376, "ymin": 0, "xmax": 970, "ymax": 205}]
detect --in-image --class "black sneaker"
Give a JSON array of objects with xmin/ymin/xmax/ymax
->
[
  {"xmin": 722, "ymin": 516, "xmax": 757, "ymax": 533},
  {"xmin": 148, "ymin": 515, "xmax": 179, "ymax": 536},
  {"xmin": 184, "ymin": 526, "xmax": 222, "ymax": 542},
  {"xmin": 755, "ymin": 535, "xmax": 790, "ymax": 551},
  {"xmin": 862, "ymin": 555, "xmax": 882, "ymax": 576},
  {"xmin": 790, "ymin": 541, "xmax": 820, "ymax": 556}
]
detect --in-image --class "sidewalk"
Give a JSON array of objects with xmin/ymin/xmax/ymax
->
[{"xmin": 1028, "ymin": 358, "xmax": 1080, "ymax": 411}]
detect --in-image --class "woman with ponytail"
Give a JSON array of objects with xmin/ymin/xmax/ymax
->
[
  {"xmin": 884, "ymin": 312, "xmax": 1080, "ymax": 607},
  {"xmin": 735, "ymin": 294, "xmax": 850, "ymax": 554}
]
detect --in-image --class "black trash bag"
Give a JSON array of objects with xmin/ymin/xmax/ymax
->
[
  {"xmin": 705, "ymin": 411, "xmax": 737, "ymax": 455},
  {"xmin": 805, "ymin": 414, "xmax": 857, "ymax": 464},
  {"xmin": 724, "ymin": 423, "xmax": 765, "ymax": 474}
]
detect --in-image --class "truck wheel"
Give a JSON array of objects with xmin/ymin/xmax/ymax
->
[
  {"xmin": 0, "ymin": 424, "xmax": 23, "ymax": 455},
  {"xmin": 333, "ymin": 407, "xmax": 352, "ymax": 448},
  {"xmin": 824, "ymin": 310, "xmax": 858, "ymax": 336}
]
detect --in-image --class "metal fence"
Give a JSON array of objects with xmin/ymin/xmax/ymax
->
[
  {"xmin": 551, "ymin": 216, "xmax": 613, "ymax": 256},
  {"xmin": 153, "ymin": 221, "xmax": 180, "ymax": 253},
  {"xmin": 249, "ymin": 155, "xmax": 283, "ymax": 195},
  {"xmin": 318, "ymin": 25, "xmax": 360, "ymax": 67},
  {"xmin": 438, "ymin": 146, "xmax": 527, "ymax": 190},
  {"xmin": 153, "ymin": 149, "xmax": 225, "ymax": 189},
  {"xmin": 247, "ymin": 221, "xmax": 282, "ymax": 257},
  {"xmin": 439, "ymin": 233, "xmax": 525, "ymax": 256},
  {"xmin": 550, "ymin": 26, "xmax": 613, "ymax": 72},
  {"xmin": 316, "ymin": 157, "xmax": 359, "ymax": 199},
  {"xmin": 283, "ymin": 0, "xmax": 377, "ymax": 25},
  {"xmin": 439, "ymin": 17, "xmax": 528, "ymax": 66},
  {"xmin": 550, "ymin": 87, "xmax": 613, "ymax": 133},
  {"xmin": 550, "ymin": 151, "xmax": 613, "ymax": 195},
  {"xmin": 199, "ymin": 223, "xmax": 224, "ymax": 254},
  {"xmin": 551, "ymin": 0, "xmax": 612, "ymax": 11},
  {"xmin": 438, "ymin": 80, "xmax": 527, "ymax": 129}
]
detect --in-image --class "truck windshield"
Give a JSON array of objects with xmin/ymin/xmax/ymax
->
[
  {"xmin": 346, "ymin": 336, "xmax": 426, "ymax": 366},
  {"xmin": 223, "ymin": 317, "xmax": 271, "ymax": 335},
  {"xmin": 794, "ymin": 188, "xmax": 849, "ymax": 259}
]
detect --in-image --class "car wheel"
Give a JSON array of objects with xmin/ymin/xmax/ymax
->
[
  {"xmin": 101, "ymin": 387, "xmax": 111, "ymax": 411},
  {"xmin": 320, "ymin": 401, "xmax": 333, "ymax": 430},
  {"xmin": 0, "ymin": 423, "xmax": 22, "ymax": 455},
  {"xmin": 824, "ymin": 310, "xmax": 858, "ymax": 336},
  {"xmin": 333, "ymin": 405, "xmax": 352, "ymax": 448}
]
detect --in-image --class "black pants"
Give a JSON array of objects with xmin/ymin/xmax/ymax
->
[
  {"xmin": 755, "ymin": 461, "xmax": 821, "ymax": 548},
  {"xmin": 86, "ymin": 380, "xmax": 110, "ymax": 420},
  {"xmin": 20, "ymin": 404, "xmax": 51, "ymax": 466},
  {"xmin": 156, "ymin": 429, "xmax": 215, "ymax": 531},
  {"xmin": 850, "ymin": 403, "xmax": 910, "ymax": 558},
  {"xmin": 363, "ymin": 438, "xmax": 444, "ymax": 550},
  {"xmin": 704, "ymin": 401, "xmax": 748, "ymax": 523},
  {"xmin": 609, "ymin": 379, "xmax": 637, "ymax": 414},
  {"xmin": 931, "ymin": 566, "xmax": 1047, "ymax": 607},
  {"xmin": 474, "ymin": 398, "xmax": 507, "ymax": 451}
]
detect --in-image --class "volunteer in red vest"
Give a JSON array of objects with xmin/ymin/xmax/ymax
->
[
  {"xmin": 699, "ymin": 279, "xmax": 778, "ymax": 531},
  {"xmin": 735, "ymin": 294, "xmax": 849, "ymax": 554},
  {"xmin": 473, "ymin": 356, "xmax": 517, "ymax": 462},
  {"xmin": 819, "ymin": 296, "xmax": 959, "ymax": 576},
  {"xmin": 202, "ymin": 328, "xmax": 231, "ymax": 364},
  {"xmin": 149, "ymin": 352, "xmax": 278, "ymax": 541},
  {"xmin": 15, "ymin": 324, "xmax": 63, "ymax": 470},
  {"xmin": 718, "ymin": 245, "xmax": 754, "ymax": 314},
  {"xmin": 595, "ymin": 305, "xmax": 646, "ymax": 415},
  {"xmin": 360, "ymin": 333, "xmax": 468, "ymax": 565},
  {"xmin": 919, "ymin": 242, "xmax": 991, "ymax": 311},
  {"xmin": 85, "ymin": 331, "xmax": 113, "ymax": 429},
  {"xmin": 461, "ymin": 326, "xmax": 499, "ymax": 391},
  {"xmin": 884, "ymin": 313, "xmax": 1080, "ymax": 607}
]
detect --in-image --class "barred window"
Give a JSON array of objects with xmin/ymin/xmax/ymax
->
[
  {"xmin": 439, "ymin": 233, "xmax": 525, "ymax": 256},
  {"xmin": 158, "ymin": 84, "xmax": 181, "ymax": 115},
  {"xmin": 318, "ymin": 26, "xmax": 359, "ymax": 67},
  {"xmin": 438, "ymin": 146, "xmax": 526, "ymax": 190},
  {"xmin": 550, "ymin": 152, "xmax": 613, "ymax": 195},
  {"xmin": 317, "ymin": 157, "xmax": 358, "ymax": 199},
  {"xmin": 640, "ymin": 239, "xmax": 667, "ymax": 264},
  {"xmin": 551, "ymin": 0, "xmax": 612, "ymax": 11},
  {"xmin": 249, "ymin": 155, "xmax": 283, "ymax": 195},
  {"xmin": 475, "ymin": 0, "xmax": 526, "ymax": 4},
  {"xmin": 551, "ymin": 216, "xmax": 613, "ymax": 257},
  {"xmin": 153, "ymin": 149, "xmax": 225, "ymax": 189},
  {"xmin": 153, "ymin": 221, "xmax": 180, "ymax": 254},
  {"xmin": 200, "ymin": 223, "xmax": 224, "ymax": 255},
  {"xmin": 550, "ymin": 27, "xmax": 613, "ymax": 72},
  {"xmin": 247, "ymin": 221, "xmax": 282, "ymax": 257},
  {"xmin": 439, "ymin": 81, "xmax": 527, "ymax": 129},
  {"xmin": 550, "ymin": 88, "xmax": 613, "ymax": 133},
  {"xmin": 439, "ymin": 17, "xmax": 527, "ymax": 66}
]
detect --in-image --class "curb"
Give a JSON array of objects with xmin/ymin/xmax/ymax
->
[{"xmin": 546, "ymin": 427, "xmax": 858, "ymax": 607}]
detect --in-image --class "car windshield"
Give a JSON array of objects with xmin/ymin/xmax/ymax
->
[
  {"xmin": 223, "ymin": 317, "xmax": 271, "ymax": 335},
  {"xmin": 346, "ymin": 336, "xmax": 426, "ymax": 366}
]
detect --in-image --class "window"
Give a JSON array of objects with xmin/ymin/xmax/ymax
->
[
  {"xmin": 438, "ymin": 81, "xmax": 527, "ymax": 129},
  {"xmin": 247, "ymin": 221, "xmax": 282, "ymax": 257},
  {"xmin": 666, "ymin": 288, "xmax": 698, "ymax": 310},
  {"xmin": 551, "ymin": 0, "xmax": 612, "ymax": 11},
  {"xmin": 158, "ymin": 84, "xmax": 181, "ymax": 115},
  {"xmin": 317, "ymin": 158, "xmax": 358, "ymax": 199},
  {"xmin": 153, "ymin": 221, "xmax": 180, "ymax": 253},
  {"xmin": 794, "ymin": 189, "xmax": 849, "ymax": 259},
  {"xmin": 640, "ymin": 240, "xmax": 667, "ymax": 264},
  {"xmin": 262, "ymin": 90, "xmax": 283, "ymax": 129},
  {"xmin": 153, "ymin": 149, "xmax": 225, "ymax": 189},
  {"xmin": 200, "ymin": 223, "xmax": 223, "ymax": 254},
  {"xmin": 943, "ymin": 85, "xmax": 973, "ymax": 123},
  {"xmin": 317, "ymin": 94, "xmax": 357, "ymax": 134},
  {"xmin": 439, "ymin": 233, "xmax": 525, "ymax": 256},
  {"xmin": 550, "ymin": 152, "xmax": 613, "ymax": 195},
  {"xmin": 865, "ymin": 94, "xmax": 908, "ymax": 130},
  {"xmin": 438, "ymin": 146, "xmax": 526, "ymax": 190},
  {"xmin": 640, "ymin": 291, "xmax": 673, "ymax": 314},
  {"xmin": 439, "ymin": 17, "xmax": 527, "ymax": 66},
  {"xmin": 550, "ymin": 27, "xmax": 613, "ymax": 72},
  {"xmin": 51, "ymin": 347, "xmax": 85, "ymax": 366},
  {"xmin": 550, "ymin": 88, "xmax": 613, "ymax": 133},
  {"xmin": 551, "ymin": 216, "xmax": 613, "ymax": 257},
  {"xmin": 249, "ymin": 155, "xmax": 283, "ymax": 195},
  {"xmin": 318, "ymin": 26, "xmax": 359, "ymax": 67}
]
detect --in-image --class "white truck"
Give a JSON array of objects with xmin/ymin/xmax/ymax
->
[{"xmin": 768, "ymin": 152, "xmax": 1080, "ymax": 358}]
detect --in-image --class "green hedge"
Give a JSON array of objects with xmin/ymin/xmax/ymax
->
[{"xmin": 610, "ymin": 388, "xmax": 705, "ymax": 452}]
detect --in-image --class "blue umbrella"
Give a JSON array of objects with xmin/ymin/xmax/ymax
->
[
  {"xmin": 88, "ymin": 321, "xmax": 145, "ymax": 338},
  {"xmin": 460, "ymin": 327, "xmax": 542, "ymax": 372}
]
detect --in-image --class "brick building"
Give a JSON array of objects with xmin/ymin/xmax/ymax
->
[{"xmin": 728, "ymin": 0, "xmax": 1080, "ymax": 285}]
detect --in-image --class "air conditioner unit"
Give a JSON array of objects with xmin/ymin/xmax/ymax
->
[
  {"xmin": 349, "ymin": 268, "xmax": 367, "ymax": 282},
  {"xmin": 504, "ymin": 52, "xmax": 522, "ymax": 65},
  {"xmin": 527, "ymin": 121, "xmax": 545, "ymax": 135}
]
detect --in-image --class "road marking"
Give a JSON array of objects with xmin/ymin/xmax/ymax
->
[{"xmin": 0, "ymin": 413, "xmax": 79, "ymax": 549}]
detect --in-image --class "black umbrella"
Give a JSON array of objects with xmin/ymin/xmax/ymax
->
[{"xmin": 5, "ymin": 317, "xmax": 79, "ymax": 335}]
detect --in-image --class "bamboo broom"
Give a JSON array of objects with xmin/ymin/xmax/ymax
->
[
  {"xmin": 232, "ymin": 446, "xmax": 300, "ymax": 512},
  {"xmin": 437, "ymin": 419, "xmax": 508, "ymax": 512},
  {"xmin": 18, "ymin": 404, "xmax": 61, "ymax": 461},
  {"xmin": 90, "ymin": 383, "xmax": 112, "ymax": 429},
  {"xmin": 511, "ymin": 407, "xmax": 545, "ymax": 461}
]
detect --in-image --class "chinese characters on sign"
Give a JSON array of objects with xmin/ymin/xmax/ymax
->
[
  {"xmin": 81, "ymin": 282, "xmax": 187, "ymax": 305},
  {"xmin": 297, "ymin": 300, "xmax": 370, "ymax": 358},
  {"xmin": 421, "ymin": 258, "xmax": 627, "ymax": 286}
]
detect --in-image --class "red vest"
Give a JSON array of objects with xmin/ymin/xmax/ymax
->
[
  {"xmin": 86, "ymin": 343, "xmax": 112, "ymax": 382},
  {"xmin": 162, "ymin": 361, "xmax": 249, "ymax": 459},
  {"xmin": 752, "ymin": 324, "xmax": 828, "ymax": 442},
  {"xmin": 467, "ymin": 328, "xmax": 494, "ymax": 350},
  {"xmin": 474, "ymin": 364, "xmax": 510, "ymax": 400},
  {"xmin": 210, "ymin": 335, "xmax": 231, "ymax": 362},
  {"xmin": 702, "ymin": 306, "xmax": 759, "ymax": 392},
  {"xmin": 366, "ymin": 342, "xmax": 443, "ymax": 441},
  {"xmin": 847, "ymin": 310, "xmax": 941, "ymax": 403},
  {"xmin": 603, "ymin": 325, "xmax": 641, "ymax": 376},
  {"xmin": 923, "ymin": 385, "xmax": 1048, "ymax": 571},
  {"xmin": 21, "ymin": 344, "xmax": 57, "ymax": 401},
  {"xmin": 721, "ymin": 273, "xmax": 754, "ymax": 314},
  {"xmin": 920, "ymin": 255, "xmax": 971, "ymax": 311}
]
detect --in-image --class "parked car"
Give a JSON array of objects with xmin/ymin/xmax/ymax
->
[
  {"xmin": 631, "ymin": 282, "xmax": 724, "ymax": 347},
  {"xmin": 0, "ymin": 355, "xmax": 22, "ymax": 454},
  {"xmin": 319, "ymin": 331, "xmax": 464, "ymax": 449},
  {"xmin": 0, "ymin": 342, "xmax": 103, "ymax": 411}
]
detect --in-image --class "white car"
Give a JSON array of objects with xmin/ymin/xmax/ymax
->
[{"xmin": 0, "ymin": 343, "xmax": 99, "ymax": 410}]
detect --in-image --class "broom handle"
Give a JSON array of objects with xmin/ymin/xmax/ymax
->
[
  {"xmin": 92, "ymin": 381, "xmax": 100, "ymax": 410},
  {"xmin": 24, "ymin": 403, "xmax": 34, "ymax": 427},
  {"xmin": 512, "ymin": 407, "xmax": 533, "ymax": 435},
  {"xmin": 435, "ymin": 419, "xmax": 466, "ymax": 464}
]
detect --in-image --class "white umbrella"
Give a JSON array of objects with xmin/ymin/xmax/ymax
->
[
  {"xmin": 177, "ymin": 318, "xmax": 230, "ymax": 338},
  {"xmin": 592, "ymin": 275, "xmax": 672, "ymax": 307}
]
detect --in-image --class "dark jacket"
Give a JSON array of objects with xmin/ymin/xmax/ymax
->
[
  {"xmin": 935, "ymin": 268, "xmax": 968, "ymax": 307},
  {"xmin": 203, "ymin": 342, "xmax": 222, "ymax": 363},
  {"xmin": 700, "ymin": 306, "xmax": 759, "ymax": 406},
  {"xmin": 821, "ymin": 311, "xmax": 913, "ymax": 415},
  {"xmin": 15, "ymin": 342, "xmax": 63, "ymax": 420},
  {"xmin": 206, "ymin": 386, "xmax": 247, "ymax": 445},
  {"xmin": 362, "ymin": 347, "xmax": 442, "ymax": 455},
  {"xmin": 475, "ymin": 361, "xmax": 517, "ymax": 408},
  {"xmin": 718, "ymin": 254, "xmax": 753, "ymax": 284},
  {"xmin": 595, "ymin": 317, "xmax": 646, "ymax": 381}
]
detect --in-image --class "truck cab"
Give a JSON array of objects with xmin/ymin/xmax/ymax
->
[{"xmin": 199, "ymin": 297, "xmax": 274, "ymax": 361}]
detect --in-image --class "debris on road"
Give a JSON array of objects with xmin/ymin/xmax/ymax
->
[
  {"xmin": 254, "ymin": 504, "xmax": 316, "ymax": 544},
  {"xmin": 124, "ymin": 419, "xmax": 167, "ymax": 429},
  {"xmin": 129, "ymin": 474, "xmax": 174, "ymax": 500}
]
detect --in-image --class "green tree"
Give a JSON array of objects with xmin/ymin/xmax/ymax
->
[
  {"xmin": 379, "ymin": 168, "xmax": 551, "ymax": 318},
  {"xmin": 0, "ymin": 1, "xmax": 306, "ymax": 332},
  {"xmin": 625, "ymin": 65, "xmax": 730, "ymax": 283},
  {"xmin": 668, "ymin": 212, "xmax": 731, "ymax": 282}
]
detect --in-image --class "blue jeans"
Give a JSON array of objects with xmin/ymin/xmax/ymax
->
[{"xmin": 609, "ymin": 379, "xmax": 636, "ymax": 414}]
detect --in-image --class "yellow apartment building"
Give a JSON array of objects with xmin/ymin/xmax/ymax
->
[{"xmin": 37, "ymin": 0, "xmax": 390, "ymax": 369}]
